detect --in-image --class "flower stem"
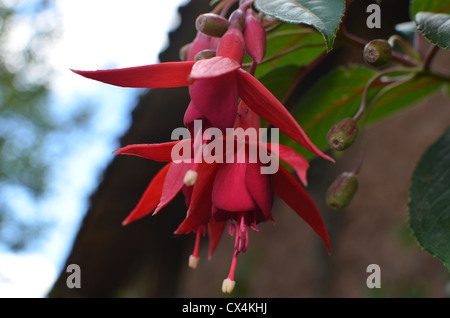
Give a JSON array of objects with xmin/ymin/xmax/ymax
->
[
  {"xmin": 388, "ymin": 34, "xmax": 423, "ymax": 62},
  {"xmin": 422, "ymin": 45, "xmax": 440, "ymax": 72}
]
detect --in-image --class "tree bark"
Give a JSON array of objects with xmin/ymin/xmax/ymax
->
[{"xmin": 48, "ymin": 0, "xmax": 211, "ymax": 298}]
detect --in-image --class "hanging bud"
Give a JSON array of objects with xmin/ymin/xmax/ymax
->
[
  {"xmin": 363, "ymin": 39, "xmax": 392, "ymax": 67},
  {"xmin": 194, "ymin": 49, "xmax": 217, "ymax": 61},
  {"xmin": 179, "ymin": 42, "xmax": 192, "ymax": 61},
  {"xmin": 217, "ymin": 17, "xmax": 245, "ymax": 64},
  {"xmin": 244, "ymin": 9, "xmax": 266, "ymax": 64},
  {"xmin": 327, "ymin": 117, "xmax": 359, "ymax": 151},
  {"xmin": 326, "ymin": 172, "xmax": 358, "ymax": 210},
  {"xmin": 195, "ymin": 13, "xmax": 229, "ymax": 38},
  {"xmin": 187, "ymin": 32, "xmax": 212, "ymax": 61},
  {"xmin": 228, "ymin": 9, "xmax": 246, "ymax": 31}
]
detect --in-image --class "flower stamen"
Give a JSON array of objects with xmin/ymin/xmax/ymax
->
[{"xmin": 189, "ymin": 225, "xmax": 207, "ymax": 269}]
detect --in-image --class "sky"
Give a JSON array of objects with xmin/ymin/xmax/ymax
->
[{"xmin": 0, "ymin": 0, "xmax": 190, "ymax": 298}]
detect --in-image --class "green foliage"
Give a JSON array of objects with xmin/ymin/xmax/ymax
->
[
  {"xmin": 0, "ymin": 0, "xmax": 56, "ymax": 251},
  {"xmin": 280, "ymin": 66, "xmax": 376, "ymax": 159},
  {"xmin": 255, "ymin": 23, "xmax": 325, "ymax": 77},
  {"xmin": 409, "ymin": 127, "xmax": 450, "ymax": 270},
  {"xmin": 410, "ymin": 0, "xmax": 450, "ymax": 18},
  {"xmin": 253, "ymin": 0, "xmax": 450, "ymax": 271},
  {"xmin": 415, "ymin": 12, "xmax": 450, "ymax": 50},
  {"xmin": 410, "ymin": 0, "xmax": 450, "ymax": 50},
  {"xmin": 255, "ymin": 0, "xmax": 345, "ymax": 52}
]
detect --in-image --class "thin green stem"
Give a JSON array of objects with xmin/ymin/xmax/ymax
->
[
  {"xmin": 266, "ymin": 28, "xmax": 314, "ymax": 40},
  {"xmin": 264, "ymin": 20, "xmax": 284, "ymax": 33},
  {"xmin": 422, "ymin": 45, "xmax": 440, "ymax": 72},
  {"xmin": 388, "ymin": 35, "xmax": 423, "ymax": 62}
]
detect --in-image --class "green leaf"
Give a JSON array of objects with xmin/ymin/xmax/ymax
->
[
  {"xmin": 367, "ymin": 74, "xmax": 444, "ymax": 122},
  {"xmin": 282, "ymin": 66, "xmax": 376, "ymax": 160},
  {"xmin": 409, "ymin": 127, "xmax": 450, "ymax": 270},
  {"xmin": 255, "ymin": 23, "xmax": 325, "ymax": 77},
  {"xmin": 257, "ymin": 64, "xmax": 303, "ymax": 102},
  {"xmin": 415, "ymin": 12, "xmax": 450, "ymax": 50},
  {"xmin": 283, "ymin": 66, "xmax": 445, "ymax": 160},
  {"xmin": 410, "ymin": 0, "xmax": 450, "ymax": 18},
  {"xmin": 255, "ymin": 0, "xmax": 345, "ymax": 52}
]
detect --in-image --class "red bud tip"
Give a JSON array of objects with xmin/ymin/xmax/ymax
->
[{"xmin": 244, "ymin": 9, "xmax": 267, "ymax": 64}]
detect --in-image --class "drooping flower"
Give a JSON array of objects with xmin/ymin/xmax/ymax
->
[
  {"xmin": 114, "ymin": 103, "xmax": 331, "ymax": 294},
  {"xmin": 71, "ymin": 9, "xmax": 333, "ymax": 163}
]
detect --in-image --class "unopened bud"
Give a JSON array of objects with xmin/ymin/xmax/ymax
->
[
  {"xmin": 189, "ymin": 255, "xmax": 200, "ymax": 269},
  {"xmin": 194, "ymin": 49, "xmax": 216, "ymax": 61},
  {"xmin": 363, "ymin": 39, "xmax": 392, "ymax": 67},
  {"xmin": 228, "ymin": 9, "xmax": 245, "ymax": 31},
  {"xmin": 184, "ymin": 170, "xmax": 198, "ymax": 186},
  {"xmin": 222, "ymin": 278, "xmax": 236, "ymax": 294},
  {"xmin": 179, "ymin": 42, "xmax": 192, "ymax": 61},
  {"xmin": 196, "ymin": 13, "xmax": 229, "ymax": 38},
  {"xmin": 326, "ymin": 172, "xmax": 358, "ymax": 210},
  {"xmin": 244, "ymin": 10, "xmax": 266, "ymax": 64},
  {"xmin": 327, "ymin": 117, "xmax": 359, "ymax": 151}
]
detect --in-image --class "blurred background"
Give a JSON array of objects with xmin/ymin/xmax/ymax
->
[
  {"xmin": 0, "ymin": 0, "xmax": 189, "ymax": 297},
  {"xmin": 0, "ymin": 0, "xmax": 449, "ymax": 297}
]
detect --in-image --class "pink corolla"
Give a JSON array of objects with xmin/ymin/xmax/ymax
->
[
  {"xmin": 71, "ymin": 13, "xmax": 333, "ymax": 163},
  {"xmin": 114, "ymin": 104, "xmax": 331, "ymax": 294}
]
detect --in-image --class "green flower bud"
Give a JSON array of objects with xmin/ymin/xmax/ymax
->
[
  {"xmin": 194, "ymin": 49, "xmax": 216, "ymax": 61},
  {"xmin": 327, "ymin": 117, "xmax": 359, "ymax": 151},
  {"xmin": 195, "ymin": 13, "xmax": 229, "ymax": 38},
  {"xmin": 326, "ymin": 172, "xmax": 358, "ymax": 210},
  {"xmin": 363, "ymin": 39, "xmax": 392, "ymax": 67}
]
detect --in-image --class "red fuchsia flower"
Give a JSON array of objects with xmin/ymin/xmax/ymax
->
[
  {"xmin": 114, "ymin": 103, "xmax": 331, "ymax": 294},
  {"xmin": 71, "ymin": 8, "xmax": 333, "ymax": 163}
]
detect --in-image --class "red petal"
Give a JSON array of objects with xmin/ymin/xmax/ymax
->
[
  {"xmin": 114, "ymin": 140, "xmax": 192, "ymax": 162},
  {"xmin": 189, "ymin": 73, "xmax": 239, "ymax": 132},
  {"xmin": 216, "ymin": 26, "xmax": 245, "ymax": 64},
  {"xmin": 175, "ymin": 162, "xmax": 219, "ymax": 234},
  {"xmin": 190, "ymin": 56, "xmax": 240, "ymax": 79},
  {"xmin": 245, "ymin": 162, "xmax": 274, "ymax": 222},
  {"xmin": 187, "ymin": 32, "xmax": 212, "ymax": 61},
  {"xmin": 183, "ymin": 101, "xmax": 204, "ymax": 128},
  {"xmin": 71, "ymin": 61, "xmax": 195, "ymax": 88},
  {"xmin": 208, "ymin": 218, "xmax": 227, "ymax": 258},
  {"xmin": 269, "ymin": 143, "xmax": 309, "ymax": 186},
  {"xmin": 212, "ymin": 163, "xmax": 256, "ymax": 213},
  {"xmin": 234, "ymin": 102, "xmax": 261, "ymax": 130},
  {"xmin": 237, "ymin": 69, "xmax": 334, "ymax": 162},
  {"xmin": 153, "ymin": 162, "xmax": 193, "ymax": 215},
  {"xmin": 274, "ymin": 165, "xmax": 331, "ymax": 254},
  {"xmin": 122, "ymin": 163, "xmax": 171, "ymax": 225}
]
